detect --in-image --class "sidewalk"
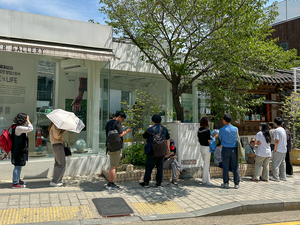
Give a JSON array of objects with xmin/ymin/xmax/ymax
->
[{"xmin": 0, "ymin": 170, "xmax": 300, "ymax": 225}]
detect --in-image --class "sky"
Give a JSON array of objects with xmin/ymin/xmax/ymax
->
[{"xmin": 0, "ymin": 0, "xmax": 284, "ymax": 25}]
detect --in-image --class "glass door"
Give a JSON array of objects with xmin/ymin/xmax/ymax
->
[{"xmin": 99, "ymin": 62, "xmax": 110, "ymax": 150}]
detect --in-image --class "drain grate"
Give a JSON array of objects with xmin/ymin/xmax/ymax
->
[{"xmin": 92, "ymin": 197, "xmax": 133, "ymax": 217}]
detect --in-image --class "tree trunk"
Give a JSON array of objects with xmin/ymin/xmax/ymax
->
[{"xmin": 172, "ymin": 82, "xmax": 184, "ymax": 122}]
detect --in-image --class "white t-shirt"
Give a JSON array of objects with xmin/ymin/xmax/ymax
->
[
  {"xmin": 274, "ymin": 127, "xmax": 287, "ymax": 153},
  {"xmin": 254, "ymin": 131, "xmax": 272, "ymax": 157}
]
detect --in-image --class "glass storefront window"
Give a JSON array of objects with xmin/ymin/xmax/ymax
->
[
  {"xmin": 35, "ymin": 60, "xmax": 56, "ymax": 156},
  {"xmin": 99, "ymin": 62, "xmax": 110, "ymax": 150},
  {"xmin": 197, "ymin": 91, "xmax": 211, "ymax": 122}
]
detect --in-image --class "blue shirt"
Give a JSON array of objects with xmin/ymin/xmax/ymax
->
[
  {"xmin": 219, "ymin": 124, "xmax": 238, "ymax": 148},
  {"xmin": 209, "ymin": 137, "xmax": 216, "ymax": 153}
]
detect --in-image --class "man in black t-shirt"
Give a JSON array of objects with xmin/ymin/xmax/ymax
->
[{"xmin": 105, "ymin": 111, "xmax": 131, "ymax": 190}]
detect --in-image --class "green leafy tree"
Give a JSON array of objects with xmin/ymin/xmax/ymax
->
[
  {"xmin": 121, "ymin": 90, "xmax": 167, "ymax": 164},
  {"xmin": 281, "ymin": 92, "xmax": 300, "ymax": 148},
  {"xmin": 122, "ymin": 89, "xmax": 164, "ymax": 142},
  {"xmin": 99, "ymin": 0, "xmax": 298, "ymax": 121}
]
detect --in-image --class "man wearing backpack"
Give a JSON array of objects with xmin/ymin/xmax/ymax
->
[
  {"xmin": 105, "ymin": 111, "xmax": 131, "ymax": 190},
  {"xmin": 140, "ymin": 114, "xmax": 170, "ymax": 188}
]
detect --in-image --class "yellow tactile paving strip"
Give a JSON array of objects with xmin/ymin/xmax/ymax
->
[
  {"xmin": 0, "ymin": 205, "xmax": 95, "ymax": 225},
  {"xmin": 132, "ymin": 201, "xmax": 186, "ymax": 215}
]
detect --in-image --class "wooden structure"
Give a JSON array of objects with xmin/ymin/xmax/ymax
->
[
  {"xmin": 236, "ymin": 69, "xmax": 298, "ymax": 135},
  {"xmin": 272, "ymin": 16, "xmax": 300, "ymax": 56}
]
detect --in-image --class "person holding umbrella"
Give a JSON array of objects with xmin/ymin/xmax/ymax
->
[
  {"xmin": 46, "ymin": 109, "xmax": 85, "ymax": 187},
  {"xmin": 48, "ymin": 122, "xmax": 66, "ymax": 187}
]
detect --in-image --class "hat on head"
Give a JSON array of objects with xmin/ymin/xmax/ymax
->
[{"xmin": 170, "ymin": 139, "xmax": 175, "ymax": 145}]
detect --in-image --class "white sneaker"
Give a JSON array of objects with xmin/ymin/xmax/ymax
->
[
  {"xmin": 280, "ymin": 177, "xmax": 287, "ymax": 181},
  {"xmin": 203, "ymin": 182, "xmax": 213, "ymax": 186},
  {"xmin": 270, "ymin": 177, "xmax": 280, "ymax": 182},
  {"xmin": 234, "ymin": 184, "xmax": 240, "ymax": 189},
  {"xmin": 49, "ymin": 181, "xmax": 63, "ymax": 187}
]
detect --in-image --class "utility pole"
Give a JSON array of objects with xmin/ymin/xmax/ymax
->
[{"xmin": 286, "ymin": 0, "xmax": 288, "ymax": 21}]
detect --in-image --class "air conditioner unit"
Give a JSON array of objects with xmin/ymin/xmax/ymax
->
[{"xmin": 61, "ymin": 59, "xmax": 85, "ymax": 70}]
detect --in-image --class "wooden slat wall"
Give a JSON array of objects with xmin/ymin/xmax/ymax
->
[{"xmin": 272, "ymin": 17, "xmax": 300, "ymax": 56}]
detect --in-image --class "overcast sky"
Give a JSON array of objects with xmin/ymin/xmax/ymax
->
[{"xmin": 0, "ymin": 0, "xmax": 282, "ymax": 25}]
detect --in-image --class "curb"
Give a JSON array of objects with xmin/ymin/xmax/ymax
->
[
  {"xmin": 140, "ymin": 198, "xmax": 300, "ymax": 221},
  {"xmin": 8, "ymin": 199, "xmax": 300, "ymax": 224}
]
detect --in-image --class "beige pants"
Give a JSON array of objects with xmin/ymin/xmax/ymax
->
[
  {"xmin": 52, "ymin": 143, "xmax": 66, "ymax": 183},
  {"xmin": 254, "ymin": 156, "xmax": 270, "ymax": 181}
]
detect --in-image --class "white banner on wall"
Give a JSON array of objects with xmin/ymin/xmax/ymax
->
[{"xmin": 0, "ymin": 54, "xmax": 36, "ymax": 130}]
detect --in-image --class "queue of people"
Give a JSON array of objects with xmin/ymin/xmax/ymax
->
[
  {"xmin": 243, "ymin": 118, "xmax": 293, "ymax": 182},
  {"xmin": 198, "ymin": 115, "xmax": 293, "ymax": 189},
  {"xmin": 7, "ymin": 110, "xmax": 293, "ymax": 190}
]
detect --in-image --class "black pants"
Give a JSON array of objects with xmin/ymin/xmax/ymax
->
[
  {"xmin": 144, "ymin": 154, "xmax": 164, "ymax": 184},
  {"xmin": 286, "ymin": 150, "xmax": 293, "ymax": 175}
]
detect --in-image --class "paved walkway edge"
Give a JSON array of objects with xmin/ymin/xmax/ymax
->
[{"xmin": 140, "ymin": 198, "xmax": 300, "ymax": 221}]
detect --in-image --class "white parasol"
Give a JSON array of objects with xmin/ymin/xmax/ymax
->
[{"xmin": 46, "ymin": 109, "xmax": 85, "ymax": 133}]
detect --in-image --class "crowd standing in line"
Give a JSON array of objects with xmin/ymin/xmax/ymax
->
[{"xmin": 7, "ymin": 110, "xmax": 293, "ymax": 189}]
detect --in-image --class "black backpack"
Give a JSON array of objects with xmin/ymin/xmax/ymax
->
[
  {"xmin": 148, "ymin": 126, "xmax": 167, "ymax": 157},
  {"xmin": 106, "ymin": 121, "xmax": 121, "ymax": 152}
]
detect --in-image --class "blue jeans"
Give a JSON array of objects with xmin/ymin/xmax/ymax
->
[
  {"xmin": 222, "ymin": 147, "xmax": 240, "ymax": 185},
  {"xmin": 13, "ymin": 166, "xmax": 22, "ymax": 185}
]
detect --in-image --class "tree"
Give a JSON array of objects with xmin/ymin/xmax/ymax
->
[
  {"xmin": 122, "ymin": 89, "xmax": 163, "ymax": 144},
  {"xmin": 99, "ymin": 0, "xmax": 298, "ymax": 121},
  {"xmin": 281, "ymin": 92, "xmax": 300, "ymax": 148}
]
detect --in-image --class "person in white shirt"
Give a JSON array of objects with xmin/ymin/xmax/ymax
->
[
  {"xmin": 270, "ymin": 117, "xmax": 287, "ymax": 182},
  {"xmin": 251, "ymin": 123, "xmax": 272, "ymax": 182}
]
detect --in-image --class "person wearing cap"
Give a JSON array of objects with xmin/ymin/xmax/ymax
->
[
  {"xmin": 163, "ymin": 139, "xmax": 187, "ymax": 185},
  {"xmin": 245, "ymin": 138, "xmax": 256, "ymax": 164}
]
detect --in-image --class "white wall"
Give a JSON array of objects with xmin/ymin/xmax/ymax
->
[
  {"xmin": 0, "ymin": 9, "xmax": 113, "ymax": 50},
  {"xmin": 0, "ymin": 51, "xmax": 38, "ymax": 128},
  {"xmin": 0, "ymin": 155, "xmax": 110, "ymax": 181},
  {"xmin": 111, "ymin": 42, "xmax": 161, "ymax": 74}
]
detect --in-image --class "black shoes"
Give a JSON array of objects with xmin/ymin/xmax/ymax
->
[
  {"xmin": 139, "ymin": 182, "xmax": 149, "ymax": 188},
  {"xmin": 106, "ymin": 182, "xmax": 120, "ymax": 190},
  {"xmin": 156, "ymin": 183, "xmax": 162, "ymax": 188},
  {"xmin": 171, "ymin": 180, "xmax": 178, "ymax": 185}
]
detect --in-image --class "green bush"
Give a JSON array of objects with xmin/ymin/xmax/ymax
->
[{"xmin": 121, "ymin": 144, "xmax": 146, "ymax": 166}]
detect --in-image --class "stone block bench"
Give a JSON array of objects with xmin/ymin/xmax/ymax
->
[{"xmin": 102, "ymin": 162, "xmax": 273, "ymax": 182}]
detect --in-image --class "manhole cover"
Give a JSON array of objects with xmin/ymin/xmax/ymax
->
[{"xmin": 92, "ymin": 197, "xmax": 133, "ymax": 217}]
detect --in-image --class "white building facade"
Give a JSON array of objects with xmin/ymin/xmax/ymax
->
[{"xmin": 0, "ymin": 9, "xmax": 208, "ymax": 180}]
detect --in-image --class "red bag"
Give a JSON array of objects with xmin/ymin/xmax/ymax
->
[{"xmin": 0, "ymin": 125, "xmax": 16, "ymax": 161}]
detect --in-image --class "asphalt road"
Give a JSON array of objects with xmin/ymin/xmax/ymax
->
[{"xmin": 110, "ymin": 210, "xmax": 300, "ymax": 225}]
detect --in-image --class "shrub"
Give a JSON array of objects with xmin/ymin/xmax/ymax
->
[{"xmin": 121, "ymin": 144, "xmax": 146, "ymax": 166}]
